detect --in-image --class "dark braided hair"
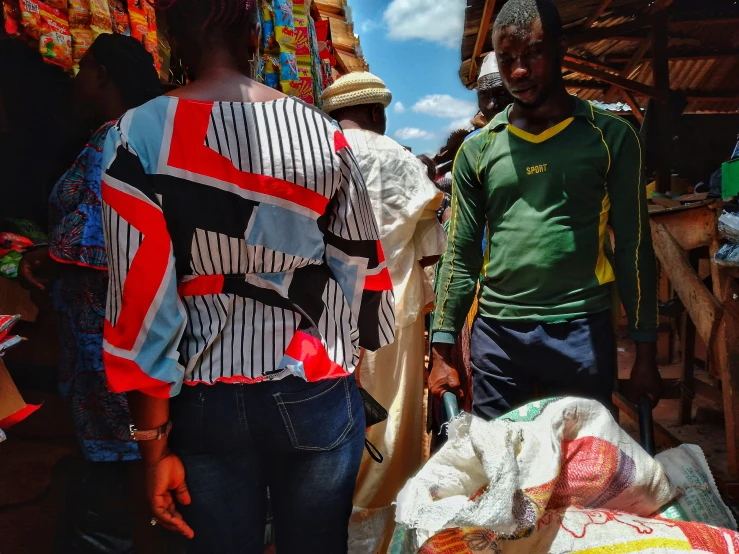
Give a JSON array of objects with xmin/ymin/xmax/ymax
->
[
  {"xmin": 493, "ymin": 0, "xmax": 563, "ymax": 43},
  {"xmin": 87, "ymin": 33, "xmax": 162, "ymax": 110},
  {"xmin": 154, "ymin": 0, "xmax": 258, "ymax": 36}
]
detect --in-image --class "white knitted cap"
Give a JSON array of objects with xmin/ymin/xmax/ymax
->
[
  {"xmin": 478, "ymin": 53, "xmax": 503, "ymax": 89},
  {"xmin": 322, "ymin": 72, "xmax": 393, "ymax": 115}
]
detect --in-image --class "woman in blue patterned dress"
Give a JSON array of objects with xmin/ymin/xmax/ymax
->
[{"xmin": 19, "ymin": 34, "xmax": 163, "ymax": 553}]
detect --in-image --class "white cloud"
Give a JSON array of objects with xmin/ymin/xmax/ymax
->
[
  {"xmin": 446, "ymin": 117, "xmax": 475, "ymax": 132},
  {"xmin": 394, "ymin": 101, "xmax": 406, "ymax": 114},
  {"xmin": 383, "ymin": 0, "xmax": 466, "ymax": 48},
  {"xmin": 394, "ymin": 127, "xmax": 435, "ymax": 141},
  {"xmin": 359, "ymin": 19, "xmax": 381, "ymax": 34},
  {"xmin": 412, "ymin": 94, "xmax": 478, "ymax": 120}
]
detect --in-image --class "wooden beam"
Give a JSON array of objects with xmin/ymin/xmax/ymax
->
[
  {"xmin": 567, "ymin": 17, "xmax": 653, "ymax": 45},
  {"xmin": 605, "ymin": 36, "xmax": 653, "ymax": 101},
  {"xmin": 687, "ymin": 95, "xmax": 739, "ymax": 103},
  {"xmin": 651, "ymin": 222, "xmax": 722, "ymax": 349},
  {"xmin": 563, "ymin": 80, "xmax": 610, "ymax": 90},
  {"xmin": 619, "ymin": 88, "xmax": 644, "ymax": 123},
  {"xmin": 714, "ymin": 273, "xmax": 739, "ymax": 476},
  {"xmin": 468, "ymin": 0, "xmax": 498, "ymax": 83},
  {"xmin": 561, "ymin": 58, "xmax": 669, "ymax": 101},
  {"xmin": 607, "ymin": 50, "xmax": 739, "ymax": 64},
  {"xmin": 650, "ymin": 204, "xmax": 717, "ymax": 251},
  {"xmin": 582, "ymin": 0, "xmax": 613, "ymax": 29},
  {"xmin": 652, "ymin": 11, "xmax": 672, "ymax": 193},
  {"xmin": 563, "ymin": 54, "xmax": 620, "ymax": 74}
]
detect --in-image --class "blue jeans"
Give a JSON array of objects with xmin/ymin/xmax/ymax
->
[
  {"xmin": 471, "ymin": 311, "xmax": 616, "ymax": 420},
  {"xmin": 169, "ymin": 375, "xmax": 365, "ymax": 554}
]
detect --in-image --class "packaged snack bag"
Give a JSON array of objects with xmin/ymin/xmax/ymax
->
[
  {"xmin": 89, "ymin": 0, "xmax": 111, "ymax": 35},
  {"xmin": 46, "ymin": 0, "xmax": 67, "ymax": 10},
  {"xmin": 68, "ymin": 0, "xmax": 90, "ymax": 25},
  {"xmin": 3, "ymin": 0, "xmax": 22, "ymax": 37},
  {"xmin": 142, "ymin": 0, "xmax": 157, "ymax": 64},
  {"xmin": 71, "ymin": 26, "xmax": 93, "ymax": 71},
  {"xmin": 261, "ymin": 0, "xmax": 278, "ymax": 53},
  {"xmin": 108, "ymin": 0, "xmax": 129, "ymax": 34},
  {"xmin": 127, "ymin": 0, "xmax": 146, "ymax": 41},
  {"xmin": 39, "ymin": 3, "xmax": 73, "ymax": 69},
  {"xmin": 264, "ymin": 54, "xmax": 280, "ymax": 89},
  {"xmin": 20, "ymin": 0, "xmax": 42, "ymax": 39}
]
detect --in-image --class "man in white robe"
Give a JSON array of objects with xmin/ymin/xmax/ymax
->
[{"xmin": 322, "ymin": 72, "xmax": 446, "ymax": 553}]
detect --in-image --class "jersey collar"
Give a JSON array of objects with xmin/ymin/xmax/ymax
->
[{"xmin": 489, "ymin": 96, "xmax": 595, "ymax": 133}]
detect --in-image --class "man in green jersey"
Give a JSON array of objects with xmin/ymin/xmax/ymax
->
[{"xmin": 429, "ymin": 0, "xmax": 663, "ymax": 419}]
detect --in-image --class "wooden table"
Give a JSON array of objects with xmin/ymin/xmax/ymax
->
[{"xmin": 647, "ymin": 200, "xmax": 739, "ymax": 476}]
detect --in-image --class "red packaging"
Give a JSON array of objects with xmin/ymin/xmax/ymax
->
[
  {"xmin": 127, "ymin": 0, "xmax": 146, "ymax": 41},
  {"xmin": 39, "ymin": 3, "xmax": 73, "ymax": 69},
  {"xmin": 19, "ymin": 0, "xmax": 42, "ymax": 39},
  {"xmin": 3, "ymin": 0, "xmax": 22, "ymax": 36},
  {"xmin": 108, "ymin": 0, "xmax": 129, "ymax": 34},
  {"xmin": 68, "ymin": 0, "xmax": 90, "ymax": 25}
]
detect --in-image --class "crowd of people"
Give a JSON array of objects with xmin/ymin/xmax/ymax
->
[{"xmin": 14, "ymin": 0, "xmax": 665, "ymax": 552}]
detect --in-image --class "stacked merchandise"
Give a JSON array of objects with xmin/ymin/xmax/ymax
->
[
  {"xmin": 259, "ymin": 0, "xmax": 324, "ymax": 107},
  {"xmin": 0, "ymin": 315, "xmax": 24, "ymax": 357},
  {"xmin": 2, "ymin": 0, "xmax": 166, "ymax": 77}
]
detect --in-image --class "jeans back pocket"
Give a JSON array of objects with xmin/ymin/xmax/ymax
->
[{"xmin": 274, "ymin": 378, "xmax": 354, "ymax": 451}]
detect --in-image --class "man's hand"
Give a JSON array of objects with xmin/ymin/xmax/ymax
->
[
  {"xmin": 146, "ymin": 449, "xmax": 194, "ymax": 539},
  {"xmin": 627, "ymin": 341, "xmax": 663, "ymax": 406},
  {"xmin": 429, "ymin": 344, "xmax": 463, "ymax": 399}
]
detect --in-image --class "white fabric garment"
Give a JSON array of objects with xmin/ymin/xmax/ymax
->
[
  {"xmin": 343, "ymin": 129, "xmax": 445, "ymax": 553},
  {"xmin": 343, "ymin": 129, "xmax": 445, "ymax": 329}
]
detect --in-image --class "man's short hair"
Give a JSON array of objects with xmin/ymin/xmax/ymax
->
[{"xmin": 493, "ymin": 0, "xmax": 563, "ymax": 42}]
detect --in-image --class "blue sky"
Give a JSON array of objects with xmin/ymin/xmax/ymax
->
[{"xmin": 348, "ymin": 0, "xmax": 478, "ymax": 155}]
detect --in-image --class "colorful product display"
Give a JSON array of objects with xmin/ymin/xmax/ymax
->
[
  {"xmin": 258, "ymin": 0, "xmax": 325, "ymax": 106},
  {"xmin": 4, "ymin": 0, "xmax": 333, "ymax": 103},
  {"xmin": 3, "ymin": 0, "xmax": 160, "ymax": 74}
]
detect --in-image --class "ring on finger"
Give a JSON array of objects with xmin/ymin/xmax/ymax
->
[{"xmin": 150, "ymin": 517, "xmax": 158, "ymax": 526}]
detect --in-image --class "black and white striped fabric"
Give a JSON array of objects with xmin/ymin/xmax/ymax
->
[{"xmin": 100, "ymin": 96, "xmax": 395, "ymax": 398}]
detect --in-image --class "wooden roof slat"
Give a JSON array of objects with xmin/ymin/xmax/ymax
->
[
  {"xmin": 468, "ymin": 0, "xmax": 498, "ymax": 83},
  {"xmin": 562, "ymin": 57, "xmax": 670, "ymax": 100},
  {"xmin": 582, "ymin": 0, "xmax": 615, "ymax": 29}
]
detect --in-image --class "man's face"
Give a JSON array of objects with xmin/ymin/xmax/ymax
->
[
  {"xmin": 477, "ymin": 87, "xmax": 512, "ymax": 123},
  {"xmin": 493, "ymin": 18, "xmax": 561, "ymax": 110}
]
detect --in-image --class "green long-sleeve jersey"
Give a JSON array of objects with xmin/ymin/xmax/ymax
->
[{"xmin": 432, "ymin": 98, "xmax": 657, "ymax": 344}]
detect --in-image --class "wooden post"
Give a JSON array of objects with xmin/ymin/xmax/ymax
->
[
  {"xmin": 651, "ymin": 12, "xmax": 672, "ymax": 193},
  {"xmin": 715, "ymin": 273, "xmax": 739, "ymax": 476},
  {"xmin": 679, "ymin": 249, "xmax": 700, "ymax": 425}
]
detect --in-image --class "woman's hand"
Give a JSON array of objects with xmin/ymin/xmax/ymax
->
[
  {"xmin": 18, "ymin": 247, "xmax": 54, "ymax": 291},
  {"xmin": 146, "ymin": 450, "xmax": 194, "ymax": 539}
]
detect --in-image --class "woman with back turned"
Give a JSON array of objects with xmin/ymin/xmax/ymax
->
[{"xmin": 99, "ymin": 1, "xmax": 395, "ymax": 552}]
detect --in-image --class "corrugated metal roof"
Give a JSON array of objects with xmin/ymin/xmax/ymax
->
[{"xmin": 460, "ymin": 0, "xmax": 739, "ymax": 114}]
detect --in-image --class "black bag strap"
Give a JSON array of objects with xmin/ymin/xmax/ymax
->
[{"xmin": 364, "ymin": 439, "xmax": 383, "ymax": 463}]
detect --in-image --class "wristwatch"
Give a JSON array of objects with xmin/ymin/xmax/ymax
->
[{"xmin": 129, "ymin": 421, "xmax": 172, "ymax": 441}]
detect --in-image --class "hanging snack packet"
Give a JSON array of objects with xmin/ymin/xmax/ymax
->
[
  {"xmin": 127, "ymin": 0, "xmax": 146, "ymax": 41},
  {"xmin": 89, "ymin": 0, "xmax": 112, "ymax": 35},
  {"xmin": 142, "ymin": 0, "xmax": 158, "ymax": 64},
  {"xmin": 20, "ymin": 0, "xmax": 42, "ymax": 40},
  {"xmin": 71, "ymin": 27, "xmax": 93, "ymax": 72},
  {"xmin": 108, "ymin": 0, "xmax": 129, "ymax": 34},
  {"xmin": 39, "ymin": 3, "xmax": 73, "ymax": 69},
  {"xmin": 46, "ymin": 0, "xmax": 67, "ymax": 10},
  {"xmin": 68, "ymin": 0, "xmax": 90, "ymax": 26},
  {"xmin": 3, "ymin": 0, "xmax": 23, "ymax": 36}
]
